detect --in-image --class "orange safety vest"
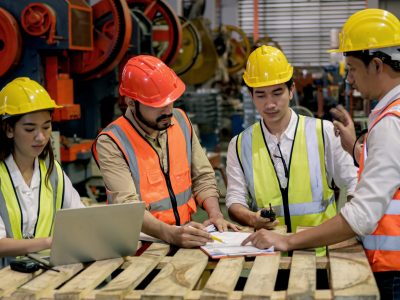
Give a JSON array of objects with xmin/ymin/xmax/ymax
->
[
  {"xmin": 359, "ymin": 99, "xmax": 400, "ymax": 272},
  {"xmin": 92, "ymin": 108, "xmax": 197, "ymax": 225}
]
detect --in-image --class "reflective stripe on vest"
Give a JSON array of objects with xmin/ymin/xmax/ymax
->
[
  {"xmin": 0, "ymin": 159, "xmax": 64, "ymax": 239},
  {"xmin": 93, "ymin": 108, "xmax": 195, "ymax": 225},
  {"xmin": 359, "ymin": 99, "xmax": 400, "ymax": 272},
  {"xmin": 237, "ymin": 115, "xmax": 335, "ymax": 231}
]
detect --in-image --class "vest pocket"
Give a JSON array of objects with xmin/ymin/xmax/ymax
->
[
  {"xmin": 146, "ymin": 170, "xmax": 164, "ymax": 185},
  {"xmin": 146, "ymin": 170, "xmax": 165, "ymax": 196},
  {"xmin": 173, "ymin": 169, "xmax": 191, "ymax": 185}
]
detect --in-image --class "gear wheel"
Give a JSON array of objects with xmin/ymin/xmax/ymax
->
[
  {"xmin": 0, "ymin": 8, "xmax": 22, "ymax": 77},
  {"xmin": 71, "ymin": 0, "xmax": 132, "ymax": 80}
]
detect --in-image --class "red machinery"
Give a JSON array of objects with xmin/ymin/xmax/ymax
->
[{"xmin": 0, "ymin": 0, "xmax": 183, "ymax": 165}]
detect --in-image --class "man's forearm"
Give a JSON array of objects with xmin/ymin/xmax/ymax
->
[
  {"xmin": 202, "ymin": 197, "xmax": 223, "ymax": 218},
  {"xmin": 354, "ymin": 142, "xmax": 362, "ymax": 165},
  {"xmin": 141, "ymin": 210, "xmax": 173, "ymax": 243},
  {"xmin": 228, "ymin": 203, "xmax": 257, "ymax": 227},
  {"xmin": 287, "ymin": 213, "xmax": 356, "ymax": 250}
]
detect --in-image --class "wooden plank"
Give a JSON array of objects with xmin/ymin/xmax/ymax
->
[
  {"xmin": 125, "ymin": 290, "xmax": 244, "ymax": 300},
  {"xmin": 200, "ymin": 257, "xmax": 244, "ymax": 299},
  {"xmin": 287, "ymin": 250, "xmax": 316, "ymax": 300},
  {"xmin": 194, "ymin": 270, "xmax": 211, "ymax": 290},
  {"xmin": 328, "ymin": 238, "xmax": 379, "ymax": 299},
  {"xmin": 124, "ymin": 290, "xmax": 330, "ymax": 300},
  {"xmin": 11, "ymin": 263, "xmax": 84, "ymax": 300},
  {"xmin": 142, "ymin": 249, "xmax": 208, "ymax": 299},
  {"xmin": 314, "ymin": 290, "xmax": 332, "ymax": 300},
  {"xmin": 0, "ymin": 267, "xmax": 42, "ymax": 297},
  {"xmin": 271, "ymin": 291, "xmax": 286, "ymax": 300},
  {"xmin": 157, "ymin": 256, "xmax": 324, "ymax": 272},
  {"xmin": 95, "ymin": 244, "xmax": 170, "ymax": 300},
  {"xmin": 54, "ymin": 258, "xmax": 123, "ymax": 300},
  {"xmin": 242, "ymin": 253, "xmax": 281, "ymax": 300}
]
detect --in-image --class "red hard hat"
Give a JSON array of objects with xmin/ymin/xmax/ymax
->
[{"xmin": 119, "ymin": 55, "xmax": 185, "ymax": 108}]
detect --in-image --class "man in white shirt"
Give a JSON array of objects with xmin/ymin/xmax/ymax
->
[
  {"xmin": 226, "ymin": 46, "xmax": 358, "ymax": 246},
  {"xmin": 242, "ymin": 9, "xmax": 400, "ymax": 298}
]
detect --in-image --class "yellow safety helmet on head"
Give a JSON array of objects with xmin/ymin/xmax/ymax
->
[
  {"xmin": 0, "ymin": 77, "xmax": 62, "ymax": 117},
  {"xmin": 243, "ymin": 45, "xmax": 293, "ymax": 88},
  {"xmin": 330, "ymin": 8, "xmax": 400, "ymax": 53}
]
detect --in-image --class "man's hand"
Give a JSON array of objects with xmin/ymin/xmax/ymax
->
[
  {"xmin": 241, "ymin": 228, "xmax": 289, "ymax": 251},
  {"xmin": 330, "ymin": 105, "xmax": 356, "ymax": 154},
  {"xmin": 202, "ymin": 196, "xmax": 240, "ymax": 232},
  {"xmin": 203, "ymin": 214, "xmax": 241, "ymax": 232},
  {"xmin": 253, "ymin": 210, "xmax": 279, "ymax": 230},
  {"xmin": 167, "ymin": 221, "xmax": 213, "ymax": 248}
]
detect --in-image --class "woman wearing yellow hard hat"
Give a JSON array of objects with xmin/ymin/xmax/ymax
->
[
  {"xmin": 0, "ymin": 77, "xmax": 83, "ymax": 263},
  {"xmin": 242, "ymin": 9, "xmax": 400, "ymax": 299}
]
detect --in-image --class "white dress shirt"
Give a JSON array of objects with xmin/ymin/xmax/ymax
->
[
  {"xmin": 225, "ymin": 109, "xmax": 358, "ymax": 209},
  {"xmin": 0, "ymin": 155, "xmax": 84, "ymax": 238},
  {"xmin": 341, "ymin": 84, "xmax": 400, "ymax": 236}
]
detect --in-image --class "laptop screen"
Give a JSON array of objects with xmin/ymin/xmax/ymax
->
[{"xmin": 31, "ymin": 202, "xmax": 145, "ymax": 266}]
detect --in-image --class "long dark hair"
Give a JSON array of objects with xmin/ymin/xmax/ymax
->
[{"xmin": 0, "ymin": 113, "xmax": 55, "ymax": 187}]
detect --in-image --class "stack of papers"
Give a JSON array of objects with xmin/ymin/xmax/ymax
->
[{"xmin": 201, "ymin": 225, "xmax": 274, "ymax": 258}]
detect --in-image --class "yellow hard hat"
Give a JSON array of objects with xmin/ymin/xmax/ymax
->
[
  {"xmin": 330, "ymin": 8, "xmax": 400, "ymax": 53},
  {"xmin": 0, "ymin": 77, "xmax": 62, "ymax": 116},
  {"xmin": 243, "ymin": 45, "xmax": 293, "ymax": 88}
]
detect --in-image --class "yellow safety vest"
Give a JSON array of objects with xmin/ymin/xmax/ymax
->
[
  {"xmin": 0, "ymin": 159, "xmax": 64, "ymax": 239},
  {"xmin": 237, "ymin": 115, "xmax": 336, "ymax": 255}
]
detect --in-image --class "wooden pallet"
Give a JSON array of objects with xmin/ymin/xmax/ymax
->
[{"xmin": 0, "ymin": 239, "xmax": 379, "ymax": 299}]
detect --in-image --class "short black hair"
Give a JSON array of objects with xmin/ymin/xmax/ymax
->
[
  {"xmin": 345, "ymin": 50, "xmax": 400, "ymax": 72},
  {"xmin": 246, "ymin": 77, "xmax": 294, "ymax": 95}
]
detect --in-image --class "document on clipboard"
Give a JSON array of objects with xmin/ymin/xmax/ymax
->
[{"xmin": 200, "ymin": 225, "xmax": 274, "ymax": 259}]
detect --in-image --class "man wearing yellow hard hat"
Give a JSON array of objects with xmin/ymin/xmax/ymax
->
[
  {"xmin": 225, "ymin": 44, "xmax": 358, "ymax": 256},
  {"xmin": 242, "ymin": 9, "xmax": 400, "ymax": 298}
]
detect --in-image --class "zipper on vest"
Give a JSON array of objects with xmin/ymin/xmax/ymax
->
[
  {"xmin": 281, "ymin": 188, "xmax": 292, "ymax": 233},
  {"xmin": 121, "ymin": 116, "xmax": 183, "ymax": 226},
  {"xmin": 163, "ymin": 172, "xmax": 181, "ymax": 226}
]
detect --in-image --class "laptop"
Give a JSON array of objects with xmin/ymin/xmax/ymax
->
[{"xmin": 28, "ymin": 202, "xmax": 145, "ymax": 266}]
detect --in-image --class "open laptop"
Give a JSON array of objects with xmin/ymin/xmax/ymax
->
[{"xmin": 28, "ymin": 202, "xmax": 145, "ymax": 266}]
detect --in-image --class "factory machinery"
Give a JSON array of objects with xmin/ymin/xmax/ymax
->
[{"xmin": 0, "ymin": 0, "xmax": 251, "ymax": 187}]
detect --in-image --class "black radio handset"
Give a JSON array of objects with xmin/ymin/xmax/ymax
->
[{"xmin": 260, "ymin": 203, "xmax": 276, "ymax": 222}]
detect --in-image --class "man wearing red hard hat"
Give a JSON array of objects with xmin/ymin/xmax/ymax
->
[{"xmin": 93, "ymin": 55, "xmax": 237, "ymax": 248}]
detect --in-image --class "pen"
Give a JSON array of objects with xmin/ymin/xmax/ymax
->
[
  {"xmin": 210, "ymin": 235, "xmax": 224, "ymax": 243},
  {"xmin": 187, "ymin": 225, "xmax": 224, "ymax": 243}
]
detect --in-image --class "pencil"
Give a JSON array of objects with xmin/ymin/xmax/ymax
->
[{"xmin": 210, "ymin": 235, "xmax": 224, "ymax": 243}]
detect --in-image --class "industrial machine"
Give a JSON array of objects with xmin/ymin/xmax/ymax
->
[
  {"xmin": 0, "ymin": 0, "xmax": 183, "ymax": 185},
  {"xmin": 0, "ymin": 0, "xmax": 93, "ymax": 121}
]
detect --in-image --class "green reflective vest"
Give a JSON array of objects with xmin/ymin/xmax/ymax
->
[
  {"xmin": 237, "ymin": 115, "xmax": 336, "ymax": 255},
  {"xmin": 0, "ymin": 159, "xmax": 64, "ymax": 239}
]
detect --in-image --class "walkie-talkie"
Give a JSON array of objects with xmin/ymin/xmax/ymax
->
[
  {"xmin": 260, "ymin": 203, "xmax": 276, "ymax": 222},
  {"xmin": 10, "ymin": 258, "xmax": 40, "ymax": 273}
]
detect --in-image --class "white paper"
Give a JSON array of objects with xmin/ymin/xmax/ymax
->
[{"xmin": 201, "ymin": 230, "xmax": 274, "ymax": 258}]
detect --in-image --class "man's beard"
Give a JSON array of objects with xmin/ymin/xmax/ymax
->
[{"xmin": 133, "ymin": 103, "xmax": 173, "ymax": 131}]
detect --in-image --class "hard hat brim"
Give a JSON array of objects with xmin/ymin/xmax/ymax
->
[
  {"xmin": 134, "ymin": 79, "xmax": 185, "ymax": 108},
  {"xmin": 328, "ymin": 41, "xmax": 400, "ymax": 53}
]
